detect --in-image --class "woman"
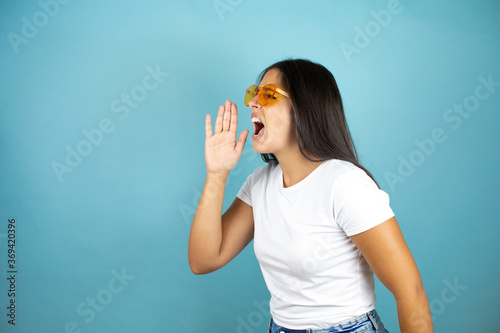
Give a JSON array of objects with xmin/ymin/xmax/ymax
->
[{"xmin": 188, "ymin": 59, "xmax": 433, "ymax": 333}]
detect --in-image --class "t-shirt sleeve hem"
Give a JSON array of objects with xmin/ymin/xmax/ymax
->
[
  {"xmin": 236, "ymin": 193, "xmax": 252, "ymax": 208},
  {"xmin": 344, "ymin": 212, "xmax": 395, "ymax": 237}
]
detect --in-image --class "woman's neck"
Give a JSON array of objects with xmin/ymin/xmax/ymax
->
[{"xmin": 275, "ymin": 148, "xmax": 324, "ymax": 188}]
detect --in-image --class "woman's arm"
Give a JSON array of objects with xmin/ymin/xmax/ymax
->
[
  {"xmin": 349, "ymin": 217, "xmax": 433, "ymax": 333},
  {"xmin": 188, "ymin": 100, "xmax": 253, "ymax": 274}
]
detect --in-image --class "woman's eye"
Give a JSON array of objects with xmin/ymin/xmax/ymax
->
[{"xmin": 262, "ymin": 90, "xmax": 273, "ymax": 98}]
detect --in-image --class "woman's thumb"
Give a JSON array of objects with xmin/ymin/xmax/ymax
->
[{"xmin": 235, "ymin": 130, "xmax": 249, "ymax": 154}]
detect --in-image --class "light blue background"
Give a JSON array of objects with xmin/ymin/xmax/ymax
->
[{"xmin": 1, "ymin": 0, "xmax": 499, "ymax": 332}]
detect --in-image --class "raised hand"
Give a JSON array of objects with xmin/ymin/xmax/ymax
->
[{"xmin": 205, "ymin": 100, "xmax": 249, "ymax": 175}]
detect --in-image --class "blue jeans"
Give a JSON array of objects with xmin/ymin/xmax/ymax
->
[{"xmin": 268, "ymin": 310, "xmax": 389, "ymax": 333}]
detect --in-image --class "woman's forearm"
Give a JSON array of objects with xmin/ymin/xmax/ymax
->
[
  {"xmin": 188, "ymin": 172, "xmax": 228, "ymax": 274},
  {"xmin": 396, "ymin": 287, "xmax": 434, "ymax": 333}
]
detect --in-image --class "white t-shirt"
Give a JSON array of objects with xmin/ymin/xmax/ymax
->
[{"xmin": 236, "ymin": 159, "xmax": 394, "ymax": 329}]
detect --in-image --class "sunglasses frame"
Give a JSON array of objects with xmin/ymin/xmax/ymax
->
[{"xmin": 244, "ymin": 84, "xmax": 290, "ymax": 107}]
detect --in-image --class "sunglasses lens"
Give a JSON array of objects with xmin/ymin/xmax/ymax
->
[
  {"xmin": 244, "ymin": 85, "xmax": 258, "ymax": 106},
  {"xmin": 244, "ymin": 84, "xmax": 281, "ymax": 106},
  {"xmin": 259, "ymin": 86, "xmax": 275, "ymax": 106}
]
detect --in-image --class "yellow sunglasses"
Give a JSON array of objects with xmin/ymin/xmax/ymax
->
[{"xmin": 244, "ymin": 84, "xmax": 290, "ymax": 106}]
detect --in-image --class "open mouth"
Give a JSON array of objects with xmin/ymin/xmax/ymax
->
[{"xmin": 252, "ymin": 117, "xmax": 265, "ymax": 140}]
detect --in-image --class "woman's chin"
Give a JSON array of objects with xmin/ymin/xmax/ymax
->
[{"xmin": 251, "ymin": 141, "xmax": 268, "ymax": 154}]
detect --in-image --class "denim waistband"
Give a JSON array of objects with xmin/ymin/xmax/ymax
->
[{"xmin": 268, "ymin": 309, "xmax": 388, "ymax": 333}]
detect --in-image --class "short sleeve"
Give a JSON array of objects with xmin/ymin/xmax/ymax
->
[
  {"xmin": 237, "ymin": 172, "xmax": 254, "ymax": 207},
  {"xmin": 332, "ymin": 169, "xmax": 395, "ymax": 236},
  {"xmin": 236, "ymin": 165, "xmax": 270, "ymax": 207}
]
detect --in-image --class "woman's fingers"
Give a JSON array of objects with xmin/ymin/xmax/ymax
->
[
  {"xmin": 208, "ymin": 100, "xmax": 240, "ymax": 139},
  {"xmin": 223, "ymin": 100, "xmax": 231, "ymax": 132},
  {"xmin": 205, "ymin": 114, "xmax": 212, "ymax": 139},
  {"xmin": 205, "ymin": 100, "xmax": 247, "ymax": 174},
  {"xmin": 229, "ymin": 103, "xmax": 238, "ymax": 134},
  {"xmin": 214, "ymin": 104, "xmax": 225, "ymax": 133}
]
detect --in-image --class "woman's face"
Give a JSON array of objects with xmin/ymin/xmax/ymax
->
[{"xmin": 247, "ymin": 68, "xmax": 296, "ymax": 157}]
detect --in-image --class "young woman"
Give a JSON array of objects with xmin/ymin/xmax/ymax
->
[{"xmin": 188, "ymin": 59, "xmax": 433, "ymax": 333}]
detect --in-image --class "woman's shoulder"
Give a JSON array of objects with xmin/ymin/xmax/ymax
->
[
  {"xmin": 322, "ymin": 159, "xmax": 364, "ymax": 176},
  {"xmin": 320, "ymin": 159, "xmax": 378, "ymax": 188}
]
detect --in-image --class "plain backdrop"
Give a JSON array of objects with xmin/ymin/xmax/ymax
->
[{"xmin": 1, "ymin": 0, "xmax": 499, "ymax": 332}]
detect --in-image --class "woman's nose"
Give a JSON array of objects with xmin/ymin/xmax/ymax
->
[{"xmin": 247, "ymin": 94, "xmax": 261, "ymax": 109}]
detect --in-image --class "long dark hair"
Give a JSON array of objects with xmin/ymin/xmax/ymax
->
[{"xmin": 257, "ymin": 59, "xmax": 379, "ymax": 187}]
